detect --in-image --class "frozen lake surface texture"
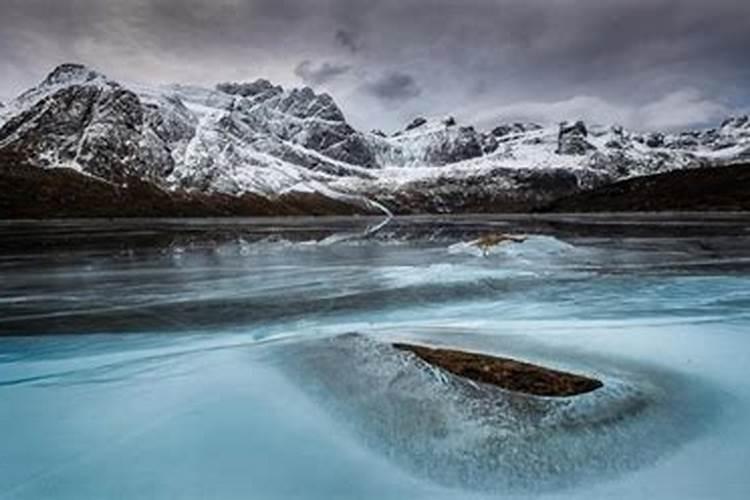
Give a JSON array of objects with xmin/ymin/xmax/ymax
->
[{"xmin": 1, "ymin": 214, "xmax": 749, "ymax": 499}]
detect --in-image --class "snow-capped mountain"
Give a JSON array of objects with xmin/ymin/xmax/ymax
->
[
  {"xmin": 0, "ymin": 64, "xmax": 376, "ymax": 193},
  {"xmin": 1, "ymin": 63, "xmax": 749, "ymax": 215}
]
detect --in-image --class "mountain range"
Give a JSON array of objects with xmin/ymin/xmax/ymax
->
[{"xmin": 1, "ymin": 63, "xmax": 749, "ymax": 217}]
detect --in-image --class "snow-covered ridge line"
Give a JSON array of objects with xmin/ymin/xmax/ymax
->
[{"xmin": 0, "ymin": 62, "xmax": 748, "ymax": 214}]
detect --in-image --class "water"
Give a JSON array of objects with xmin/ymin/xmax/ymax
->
[{"xmin": 1, "ymin": 215, "xmax": 749, "ymax": 499}]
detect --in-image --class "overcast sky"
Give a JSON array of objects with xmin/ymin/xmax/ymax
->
[{"xmin": 1, "ymin": 0, "xmax": 749, "ymax": 131}]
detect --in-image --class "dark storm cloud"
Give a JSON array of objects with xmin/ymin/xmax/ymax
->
[
  {"xmin": 294, "ymin": 60, "xmax": 351, "ymax": 86},
  {"xmin": 364, "ymin": 72, "xmax": 422, "ymax": 102},
  {"xmin": 1, "ymin": 0, "xmax": 749, "ymax": 130}
]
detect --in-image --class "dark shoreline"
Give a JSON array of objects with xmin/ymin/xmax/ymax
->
[
  {"xmin": 2, "ymin": 157, "xmax": 749, "ymax": 219},
  {"xmin": 543, "ymin": 163, "xmax": 750, "ymax": 213}
]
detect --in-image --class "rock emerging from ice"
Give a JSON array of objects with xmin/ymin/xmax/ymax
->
[{"xmin": 278, "ymin": 333, "xmax": 718, "ymax": 493}]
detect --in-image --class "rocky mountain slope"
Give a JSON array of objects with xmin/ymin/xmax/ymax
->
[
  {"xmin": 543, "ymin": 163, "xmax": 750, "ymax": 213},
  {"xmin": 0, "ymin": 155, "xmax": 366, "ymax": 219},
  {"xmin": 1, "ymin": 63, "xmax": 749, "ymax": 216}
]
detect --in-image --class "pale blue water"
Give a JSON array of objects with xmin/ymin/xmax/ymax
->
[{"xmin": 1, "ymin": 216, "xmax": 749, "ymax": 499}]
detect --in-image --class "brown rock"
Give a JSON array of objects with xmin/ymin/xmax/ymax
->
[
  {"xmin": 393, "ymin": 343, "xmax": 603, "ymax": 397},
  {"xmin": 471, "ymin": 232, "xmax": 527, "ymax": 255}
]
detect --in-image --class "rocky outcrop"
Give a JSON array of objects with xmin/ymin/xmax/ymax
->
[
  {"xmin": 470, "ymin": 233, "xmax": 528, "ymax": 255},
  {"xmin": 42, "ymin": 63, "xmax": 103, "ymax": 86},
  {"xmin": 645, "ymin": 132, "xmax": 665, "ymax": 148},
  {"xmin": 428, "ymin": 125, "xmax": 484, "ymax": 164},
  {"xmin": 556, "ymin": 120, "xmax": 595, "ymax": 155},
  {"xmin": 0, "ymin": 76, "xmax": 174, "ymax": 183},
  {"xmin": 491, "ymin": 122, "xmax": 542, "ymax": 138},
  {"xmin": 216, "ymin": 79, "xmax": 282, "ymax": 99},
  {"xmin": 200, "ymin": 82, "xmax": 379, "ymax": 170},
  {"xmin": 637, "ymin": 115, "xmax": 750, "ymax": 153},
  {"xmin": 404, "ymin": 117, "xmax": 428, "ymax": 132},
  {"xmin": 394, "ymin": 343, "xmax": 603, "ymax": 397},
  {"xmin": 370, "ymin": 117, "xmax": 486, "ymax": 167}
]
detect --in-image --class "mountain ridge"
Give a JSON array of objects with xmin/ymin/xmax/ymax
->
[{"xmin": 1, "ymin": 63, "xmax": 749, "ymax": 216}]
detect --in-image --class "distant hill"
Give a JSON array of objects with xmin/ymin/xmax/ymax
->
[{"xmin": 543, "ymin": 163, "xmax": 750, "ymax": 213}]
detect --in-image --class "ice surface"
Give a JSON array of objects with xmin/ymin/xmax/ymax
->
[
  {"xmin": 1, "ymin": 216, "xmax": 749, "ymax": 499},
  {"xmin": 277, "ymin": 333, "xmax": 716, "ymax": 494}
]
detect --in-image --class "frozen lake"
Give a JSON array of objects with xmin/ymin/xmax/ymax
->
[{"xmin": 1, "ymin": 215, "xmax": 749, "ymax": 499}]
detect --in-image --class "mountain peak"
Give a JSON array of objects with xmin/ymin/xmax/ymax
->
[
  {"xmin": 278, "ymin": 86, "xmax": 347, "ymax": 122},
  {"xmin": 721, "ymin": 115, "xmax": 749, "ymax": 130},
  {"xmin": 490, "ymin": 122, "xmax": 542, "ymax": 138},
  {"xmin": 404, "ymin": 117, "xmax": 428, "ymax": 132},
  {"xmin": 43, "ymin": 63, "xmax": 108, "ymax": 87},
  {"xmin": 216, "ymin": 79, "xmax": 283, "ymax": 98},
  {"xmin": 398, "ymin": 116, "xmax": 459, "ymax": 136}
]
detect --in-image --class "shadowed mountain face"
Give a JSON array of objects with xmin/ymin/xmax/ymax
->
[
  {"xmin": 0, "ymin": 154, "xmax": 375, "ymax": 219},
  {"xmin": 1, "ymin": 63, "xmax": 749, "ymax": 217},
  {"xmin": 543, "ymin": 163, "xmax": 750, "ymax": 213}
]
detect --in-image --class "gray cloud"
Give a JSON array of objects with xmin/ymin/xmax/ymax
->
[
  {"xmin": 364, "ymin": 72, "xmax": 422, "ymax": 102},
  {"xmin": 469, "ymin": 89, "xmax": 730, "ymax": 132},
  {"xmin": 0, "ymin": 0, "xmax": 748, "ymax": 131},
  {"xmin": 294, "ymin": 60, "xmax": 351, "ymax": 86},
  {"xmin": 335, "ymin": 29, "xmax": 360, "ymax": 53}
]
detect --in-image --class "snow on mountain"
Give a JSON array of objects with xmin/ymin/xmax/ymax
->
[
  {"xmin": 362, "ymin": 111, "xmax": 748, "ymax": 189},
  {"xmin": 1, "ymin": 63, "xmax": 749, "ymax": 214},
  {"xmin": 0, "ymin": 64, "xmax": 177, "ymax": 181},
  {"xmin": 0, "ymin": 64, "xmax": 376, "ymax": 199},
  {"xmin": 366, "ymin": 116, "xmax": 486, "ymax": 168}
]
